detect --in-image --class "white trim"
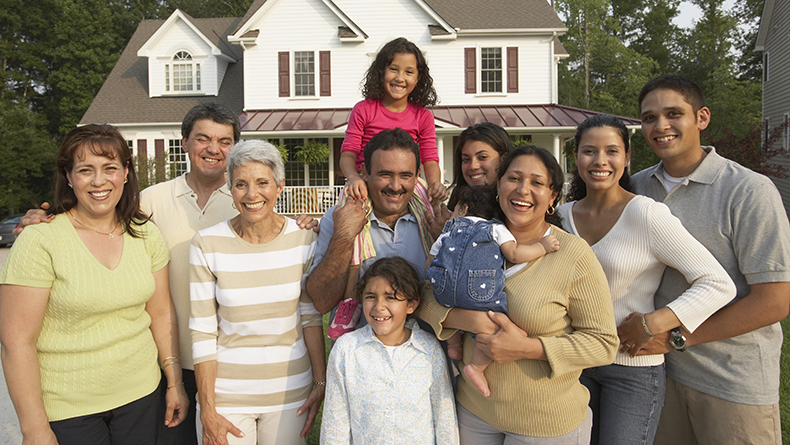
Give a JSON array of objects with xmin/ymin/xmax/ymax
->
[
  {"xmin": 755, "ymin": 0, "xmax": 776, "ymax": 51},
  {"xmin": 457, "ymin": 28, "xmax": 566, "ymax": 37},
  {"xmin": 292, "ymin": 50, "xmax": 318, "ymax": 98},
  {"xmin": 138, "ymin": 10, "xmax": 230, "ymax": 59},
  {"xmin": 478, "ymin": 46, "xmax": 505, "ymax": 94},
  {"xmin": 411, "ymin": 0, "xmax": 456, "ymax": 37},
  {"xmin": 231, "ymin": 0, "xmax": 367, "ymax": 41}
]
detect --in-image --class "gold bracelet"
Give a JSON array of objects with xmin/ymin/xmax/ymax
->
[
  {"xmin": 161, "ymin": 356, "xmax": 182, "ymax": 369},
  {"xmin": 313, "ymin": 380, "xmax": 326, "ymax": 387},
  {"xmin": 167, "ymin": 382, "xmax": 185, "ymax": 390}
]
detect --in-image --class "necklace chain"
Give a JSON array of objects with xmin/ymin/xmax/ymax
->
[{"xmin": 69, "ymin": 211, "xmax": 122, "ymax": 238}]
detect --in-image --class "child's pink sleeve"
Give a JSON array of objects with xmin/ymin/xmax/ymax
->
[
  {"xmin": 341, "ymin": 101, "xmax": 367, "ymax": 155},
  {"xmin": 417, "ymin": 107, "xmax": 439, "ymax": 164}
]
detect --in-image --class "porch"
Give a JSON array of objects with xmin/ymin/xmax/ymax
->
[{"xmin": 276, "ymin": 185, "xmax": 344, "ymax": 216}]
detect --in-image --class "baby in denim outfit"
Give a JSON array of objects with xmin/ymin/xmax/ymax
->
[{"xmin": 426, "ymin": 185, "xmax": 559, "ymax": 396}]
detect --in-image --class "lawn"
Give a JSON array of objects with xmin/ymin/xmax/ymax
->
[{"xmin": 309, "ymin": 315, "xmax": 790, "ymax": 444}]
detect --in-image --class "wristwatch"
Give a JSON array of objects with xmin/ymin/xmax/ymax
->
[{"xmin": 669, "ymin": 328, "xmax": 687, "ymax": 352}]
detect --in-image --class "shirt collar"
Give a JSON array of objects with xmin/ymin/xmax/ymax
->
[
  {"xmin": 369, "ymin": 209, "xmax": 416, "ymax": 227},
  {"xmin": 359, "ymin": 318, "xmax": 432, "ymax": 354},
  {"xmin": 650, "ymin": 146, "xmax": 724, "ymax": 187},
  {"xmin": 174, "ymin": 173, "xmax": 232, "ymax": 198}
]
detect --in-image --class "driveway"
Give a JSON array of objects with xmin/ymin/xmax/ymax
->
[{"xmin": 0, "ymin": 246, "xmax": 22, "ymax": 444}]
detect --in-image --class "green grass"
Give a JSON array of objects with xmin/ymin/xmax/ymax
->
[
  {"xmin": 306, "ymin": 313, "xmax": 332, "ymax": 445},
  {"xmin": 780, "ymin": 317, "xmax": 790, "ymax": 442}
]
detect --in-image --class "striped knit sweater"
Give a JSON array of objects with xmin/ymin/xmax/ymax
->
[
  {"xmin": 189, "ymin": 218, "xmax": 321, "ymax": 414},
  {"xmin": 417, "ymin": 225, "xmax": 618, "ymax": 437}
]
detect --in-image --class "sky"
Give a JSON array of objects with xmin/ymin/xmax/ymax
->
[{"xmin": 674, "ymin": 0, "xmax": 738, "ymax": 29}]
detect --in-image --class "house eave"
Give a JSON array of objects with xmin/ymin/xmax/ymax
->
[{"xmin": 456, "ymin": 28, "xmax": 567, "ymax": 37}]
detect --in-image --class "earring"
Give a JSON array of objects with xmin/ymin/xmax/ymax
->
[
  {"xmin": 124, "ymin": 178, "xmax": 128, "ymax": 184},
  {"xmin": 232, "ymin": 201, "xmax": 236, "ymax": 210},
  {"xmin": 495, "ymin": 193, "xmax": 499, "ymax": 201},
  {"xmin": 547, "ymin": 205, "xmax": 555, "ymax": 216},
  {"xmin": 68, "ymin": 182, "xmax": 73, "ymax": 189}
]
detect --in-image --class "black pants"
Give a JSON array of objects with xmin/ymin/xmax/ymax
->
[
  {"xmin": 156, "ymin": 368, "xmax": 198, "ymax": 445},
  {"xmin": 50, "ymin": 387, "xmax": 160, "ymax": 445}
]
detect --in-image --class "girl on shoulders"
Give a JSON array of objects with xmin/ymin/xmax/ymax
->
[
  {"xmin": 321, "ymin": 256, "xmax": 458, "ymax": 445},
  {"xmin": 340, "ymin": 37, "xmax": 445, "ymax": 203},
  {"xmin": 556, "ymin": 115, "xmax": 735, "ymax": 445}
]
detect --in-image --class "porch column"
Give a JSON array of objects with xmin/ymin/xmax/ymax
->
[
  {"xmin": 436, "ymin": 136, "xmax": 445, "ymax": 183},
  {"xmin": 552, "ymin": 134, "xmax": 561, "ymax": 164}
]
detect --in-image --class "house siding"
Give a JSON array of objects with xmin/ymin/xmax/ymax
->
[
  {"xmin": 146, "ymin": 20, "xmax": 218, "ymax": 97},
  {"xmin": 762, "ymin": 0, "xmax": 790, "ymax": 213}
]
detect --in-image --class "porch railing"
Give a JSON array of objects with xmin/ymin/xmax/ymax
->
[{"xmin": 276, "ymin": 186, "xmax": 344, "ymax": 215}]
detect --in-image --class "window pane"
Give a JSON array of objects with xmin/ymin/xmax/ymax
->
[
  {"xmin": 481, "ymin": 48, "xmax": 502, "ymax": 93},
  {"xmin": 308, "ymin": 138, "xmax": 329, "ymax": 186},
  {"xmin": 294, "ymin": 51, "xmax": 315, "ymax": 96},
  {"xmin": 168, "ymin": 139, "xmax": 187, "ymax": 178},
  {"xmin": 173, "ymin": 63, "xmax": 193, "ymax": 91},
  {"xmin": 284, "ymin": 138, "xmax": 306, "ymax": 186}
]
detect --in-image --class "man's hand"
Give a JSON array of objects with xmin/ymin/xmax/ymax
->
[
  {"xmin": 425, "ymin": 200, "xmax": 452, "ymax": 241},
  {"xmin": 635, "ymin": 331, "xmax": 672, "ymax": 356},
  {"xmin": 13, "ymin": 203, "xmax": 52, "ymax": 236},
  {"xmin": 333, "ymin": 198, "xmax": 368, "ymax": 241}
]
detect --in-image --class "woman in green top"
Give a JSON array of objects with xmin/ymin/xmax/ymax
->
[{"xmin": 0, "ymin": 125, "xmax": 188, "ymax": 444}]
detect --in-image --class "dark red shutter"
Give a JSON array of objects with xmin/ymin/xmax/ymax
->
[
  {"xmin": 465, "ymin": 48, "xmax": 476, "ymax": 94},
  {"xmin": 137, "ymin": 139, "xmax": 148, "ymax": 182},
  {"xmin": 319, "ymin": 51, "xmax": 331, "ymax": 96},
  {"xmin": 278, "ymin": 51, "xmax": 290, "ymax": 97},
  {"xmin": 507, "ymin": 47, "xmax": 518, "ymax": 93},
  {"xmin": 154, "ymin": 139, "xmax": 165, "ymax": 182}
]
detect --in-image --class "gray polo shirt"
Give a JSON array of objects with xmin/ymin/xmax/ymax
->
[{"xmin": 631, "ymin": 147, "xmax": 790, "ymax": 405}]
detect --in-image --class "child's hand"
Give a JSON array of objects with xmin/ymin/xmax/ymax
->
[
  {"xmin": 540, "ymin": 235, "xmax": 560, "ymax": 253},
  {"xmin": 344, "ymin": 176, "xmax": 368, "ymax": 201},
  {"xmin": 427, "ymin": 181, "xmax": 448, "ymax": 203}
]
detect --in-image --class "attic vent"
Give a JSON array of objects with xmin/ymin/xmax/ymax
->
[{"xmin": 338, "ymin": 27, "xmax": 357, "ymax": 38}]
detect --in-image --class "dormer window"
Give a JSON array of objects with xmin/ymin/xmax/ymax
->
[{"xmin": 165, "ymin": 51, "xmax": 201, "ymax": 92}]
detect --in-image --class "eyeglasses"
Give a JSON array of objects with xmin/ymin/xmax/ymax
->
[{"xmin": 190, "ymin": 135, "xmax": 234, "ymax": 149}]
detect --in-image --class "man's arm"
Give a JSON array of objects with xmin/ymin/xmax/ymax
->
[
  {"xmin": 305, "ymin": 200, "xmax": 367, "ymax": 314},
  {"xmin": 638, "ymin": 281, "xmax": 790, "ymax": 354}
]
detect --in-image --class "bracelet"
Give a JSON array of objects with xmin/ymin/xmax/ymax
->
[
  {"xmin": 161, "ymin": 356, "xmax": 182, "ymax": 369},
  {"xmin": 640, "ymin": 314, "xmax": 655, "ymax": 337},
  {"xmin": 167, "ymin": 382, "xmax": 185, "ymax": 390},
  {"xmin": 313, "ymin": 380, "xmax": 326, "ymax": 387}
]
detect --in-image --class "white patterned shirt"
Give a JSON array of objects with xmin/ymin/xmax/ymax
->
[{"xmin": 320, "ymin": 319, "xmax": 459, "ymax": 445}]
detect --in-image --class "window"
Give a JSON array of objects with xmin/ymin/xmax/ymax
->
[
  {"xmin": 308, "ymin": 138, "xmax": 329, "ymax": 186},
  {"xmin": 294, "ymin": 51, "xmax": 315, "ymax": 96},
  {"xmin": 465, "ymin": 47, "xmax": 518, "ymax": 94},
  {"xmin": 283, "ymin": 138, "xmax": 306, "ymax": 186},
  {"xmin": 278, "ymin": 51, "xmax": 331, "ymax": 97},
  {"xmin": 168, "ymin": 139, "xmax": 187, "ymax": 178},
  {"xmin": 763, "ymin": 52, "xmax": 769, "ymax": 83},
  {"xmin": 480, "ymin": 48, "xmax": 502, "ymax": 93},
  {"xmin": 165, "ymin": 51, "xmax": 201, "ymax": 92}
]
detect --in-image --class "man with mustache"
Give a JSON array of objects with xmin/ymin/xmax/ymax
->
[{"xmin": 307, "ymin": 129, "xmax": 436, "ymax": 324}]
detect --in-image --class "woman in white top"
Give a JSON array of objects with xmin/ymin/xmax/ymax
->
[{"xmin": 556, "ymin": 114, "xmax": 735, "ymax": 445}]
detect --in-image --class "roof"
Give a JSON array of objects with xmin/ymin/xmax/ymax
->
[
  {"xmin": 423, "ymin": 0, "xmax": 566, "ymax": 30},
  {"xmin": 755, "ymin": 0, "xmax": 776, "ymax": 51},
  {"xmin": 238, "ymin": 104, "xmax": 641, "ymax": 133},
  {"xmin": 80, "ymin": 18, "xmax": 245, "ymax": 126}
]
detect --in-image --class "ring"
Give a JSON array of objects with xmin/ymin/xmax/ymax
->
[{"xmin": 623, "ymin": 343, "xmax": 632, "ymax": 349}]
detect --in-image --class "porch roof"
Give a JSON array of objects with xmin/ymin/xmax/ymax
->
[{"xmin": 238, "ymin": 104, "xmax": 641, "ymax": 133}]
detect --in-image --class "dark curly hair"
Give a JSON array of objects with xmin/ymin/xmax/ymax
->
[
  {"xmin": 361, "ymin": 38, "xmax": 438, "ymax": 108},
  {"xmin": 566, "ymin": 115, "xmax": 631, "ymax": 202},
  {"xmin": 448, "ymin": 123, "xmax": 513, "ymax": 210},
  {"xmin": 353, "ymin": 257, "xmax": 423, "ymax": 317},
  {"xmin": 453, "ymin": 185, "xmax": 503, "ymax": 221}
]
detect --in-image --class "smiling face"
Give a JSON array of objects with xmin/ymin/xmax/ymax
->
[
  {"xmin": 67, "ymin": 146, "xmax": 128, "ymax": 220},
  {"xmin": 381, "ymin": 52, "xmax": 419, "ymax": 109},
  {"xmin": 575, "ymin": 126, "xmax": 630, "ymax": 193},
  {"xmin": 640, "ymin": 88, "xmax": 710, "ymax": 171},
  {"xmin": 361, "ymin": 276, "xmax": 419, "ymax": 346},
  {"xmin": 363, "ymin": 147, "xmax": 419, "ymax": 227},
  {"xmin": 461, "ymin": 140, "xmax": 501, "ymax": 187},
  {"xmin": 497, "ymin": 154, "xmax": 558, "ymax": 232},
  {"xmin": 230, "ymin": 161, "xmax": 284, "ymax": 225},
  {"xmin": 183, "ymin": 119, "xmax": 235, "ymax": 182}
]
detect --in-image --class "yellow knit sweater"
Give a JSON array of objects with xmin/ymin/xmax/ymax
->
[
  {"xmin": 0, "ymin": 214, "xmax": 168, "ymax": 421},
  {"xmin": 417, "ymin": 225, "xmax": 617, "ymax": 437}
]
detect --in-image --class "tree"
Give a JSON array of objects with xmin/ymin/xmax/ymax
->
[{"xmin": 0, "ymin": 100, "xmax": 57, "ymax": 215}]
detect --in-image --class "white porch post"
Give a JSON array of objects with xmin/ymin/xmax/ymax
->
[
  {"xmin": 436, "ymin": 136, "xmax": 445, "ymax": 182},
  {"xmin": 552, "ymin": 134, "xmax": 561, "ymax": 164}
]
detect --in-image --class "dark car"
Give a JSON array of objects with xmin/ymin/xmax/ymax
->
[{"xmin": 0, "ymin": 215, "xmax": 23, "ymax": 247}]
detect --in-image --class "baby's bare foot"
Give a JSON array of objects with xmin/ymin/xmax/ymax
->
[{"xmin": 463, "ymin": 363, "xmax": 491, "ymax": 397}]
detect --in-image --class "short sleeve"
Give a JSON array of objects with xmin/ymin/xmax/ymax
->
[
  {"xmin": 142, "ymin": 221, "xmax": 170, "ymax": 273},
  {"xmin": 0, "ymin": 228, "xmax": 55, "ymax": 288}
]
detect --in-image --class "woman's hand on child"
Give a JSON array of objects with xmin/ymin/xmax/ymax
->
[
  {"xmin": 427, "ymin": 181, "xmax": 448, "ymax": 203},
  {"xmin": 344, "ymin": 176, "xmax": 368, "ymax": 201},
  {"xmin": 297, "ymin": 383, "xmax": 326, "ymax": 438},
  {"xmin": 426, "ymin": 201, "xmax": 452, "ymax": 241},
  {"xmin": 476, "ymin": 311, "xmax": 546, "ymax": 362}
]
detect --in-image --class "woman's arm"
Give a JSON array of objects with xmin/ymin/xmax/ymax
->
[
  {"xmin": 194, "ymin": 361, "xmax": 244, "ymax": 445},
  {"xmin": 297, "ymin": 325, "xmax": 326, "ymax": 438},
  {"xmin": 414, "ymin": 285, "xmax": 498, "ymax": 341},
  {"xmin": 145, "ymin": 265, "xmax": 188, "ymax": 428},
  {"xmin": 0, "ymin": 284, "xmax": 58, "ymax": 444}
]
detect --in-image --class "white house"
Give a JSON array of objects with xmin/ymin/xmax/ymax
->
[
  {"xmin": 80, "ymin": 0, "xmax": 640, "ymax": 213},
  {"xmin": 756, "ymin": 0, "xmax": 790, "ymax": 214}
]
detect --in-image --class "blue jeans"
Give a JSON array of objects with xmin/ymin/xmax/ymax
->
[{"xmin": 581, "ymin": 363, "xmax": 666, "ymax": 445}]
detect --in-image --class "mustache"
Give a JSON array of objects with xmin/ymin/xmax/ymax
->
[{"xmin": 381, "ymin": 187, "xmax": 407, "ymax": 196}]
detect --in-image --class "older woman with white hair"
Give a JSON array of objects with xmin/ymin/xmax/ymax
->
[{"xmin": 189, "ymin": 140, "xmax": 325, "ymax": 445}]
